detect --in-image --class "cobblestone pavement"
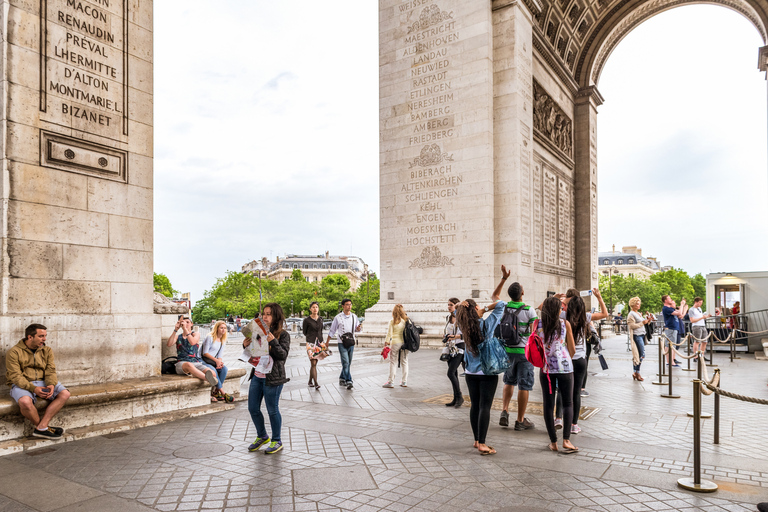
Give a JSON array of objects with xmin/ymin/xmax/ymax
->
[{"xmin": 1, "ymin": 332, "xmax": 767, "ymax": 512}]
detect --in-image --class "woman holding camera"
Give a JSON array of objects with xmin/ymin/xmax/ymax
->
[
  {"xmin": 444, "ymin": 298, "xmax": 464, "ymax": 407},
  {"xmin": 383, "ymin": 304, "xmax": 409, "ymax": 388},
  {"xmin": 246, "ymin": 303, "xmax": 290, "ymax": 455},
  {"xmin": 627, "ymin": 297, "xmax": 652, "ymax": 381},
  {"xmin": 201, "ymin": 320, "xmax": 233, "ymax": 402},
  {"xmin": 303, "ymin": 301, "xmax": 327, "ymax": 389}
]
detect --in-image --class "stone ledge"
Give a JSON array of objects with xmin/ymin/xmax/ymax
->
[{"xmin": 0, "ymin": 402, "xmax": 236, "ymax": 457}]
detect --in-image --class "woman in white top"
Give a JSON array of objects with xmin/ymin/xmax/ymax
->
[
  {"xmin": 201, "ymin": 320, "xmax": 233, "ymax": 402},
  {"xmin": 627, "ymin": 297, "xmax": 652, "ymax": 381},
  {"xmin": 383, "ymin": 304, "xmax": 409, "ymax": 388},
  {"xmin": 444, "ymin": 298, "xmax": 465, "ymax": 407}
]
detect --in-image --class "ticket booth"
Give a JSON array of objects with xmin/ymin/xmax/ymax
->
[{"xmin": 706, "ymin": 272, "xmax": 768, "ymax": 353}]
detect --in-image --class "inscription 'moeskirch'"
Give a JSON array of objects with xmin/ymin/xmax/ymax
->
[{"xmin": 41, "ymin": 0, "xmax": 129, "ymax": 139}]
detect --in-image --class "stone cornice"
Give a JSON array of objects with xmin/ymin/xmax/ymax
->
[
  {"xmin": 576, "ymin": 85, "xmax": 605, "ymax": 106},
  {"xmin": 533, "ymin": 32, "xmax": 579, "ymax": 95},
  {"xmin": 759, "ymin": 45, "xmax": 768, "ymax": 77}
]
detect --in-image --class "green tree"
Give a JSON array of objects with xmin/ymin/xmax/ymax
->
[
  {"xmin": 691, "ymin": 273, "xmax": 706, "ymax": 308},
  {"xmin": 650, "ymin": 268, "xmax": 695, "ymax": 305},
  {"xmin": 352, "ymin": 274, "xmax": 380, "ymax": 317},
  {"xmin": 153, "ymin": 272, "xmax": 178, "ymax": 298}
]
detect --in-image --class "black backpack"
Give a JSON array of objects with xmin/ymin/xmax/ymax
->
[
  {"xmin": 494, "ymin": 305, "xmax": 525, "ymax": 348},
  {"xmin": 402, "ymin": 319, "xmax": 421, "ymax": 353},
  {"xmin": 161, "ymin": 356, "xmax": 178, "ymax": 375}
]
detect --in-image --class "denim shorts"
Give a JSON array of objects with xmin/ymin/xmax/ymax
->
[
  {"xmin": 502, "ymin": 352, "xmax": 534, "ymax": 390},
  {"xmin": 10, "ymin": 381, "xmax": 67, "ymax": 404}
]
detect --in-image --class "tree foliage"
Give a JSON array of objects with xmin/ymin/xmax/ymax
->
[
  {"xmin": 153, "ymin": 273, "xmax": 178, "ymax": 298},
  {"xmin": 598, "ymin": 268, "xmax": 706, "ymax": 315},
  {"xmin": 191, "ymin": 270, "xmax": 380, "ymax": 324}
]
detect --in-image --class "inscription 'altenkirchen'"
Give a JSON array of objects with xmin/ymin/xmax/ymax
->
[{"xmin": 41, "ymin": 0, "xmax": 129, "ymax": 139}]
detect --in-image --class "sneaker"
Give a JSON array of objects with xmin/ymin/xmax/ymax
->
[
  {"xmin": 32, "ymin": 427, "xmax": 62, "ymax": 440},
  {"xmin": 264, "ymin": 441, "xmax": 283, "ymax": 454},
  {"xmin": 248, "ymin": 436, "xmax": 270, "ymax": 452},
  {"xmin": 499, "ymin": 410, "xmax": 509, "ymax": 427},
  {"xmin": 571, "ymin": 424, "xmax": 582, "ymax": 434},
  {"xmin": 674, "ymin": 359, "xmax": 682, "ymax": 364},
  {"xmin": 514, "ymin": 418, "xmax": 535, "ymax": 430},
  {"xmin": 49, "ymin": 426, "xmax": 64, "ymax": 436},
  {"xmin": 383, "ymin": 382, "xmax": 394, "ymax": 388},
  {"xmin": 554, "ymin": 418, "xmax": 563, "ymax": 430},
  {"xmin": 204, "ymin": 370, "xmax": 219, "ymax": 387},
  {"xmin": 346, "ymin": 382, "xmax": 354, "ymax": 390},
  {"xmin": 580, "ymin": 389, "xmax": 590, "ymax": 397},
  {"xmin": 339, "ymin": 379, "xmax": 346, "ymax": 386},
  {"xmin": 400, "ymin": 382, "xmax": 407, "ymax": 387},
  {"xmin": 672, "ymin": 364, "xmax": 681, "ymax": 368},
  {"xmin": 458, "ymin": 372, "xmax": 466, "ymax": 377}
]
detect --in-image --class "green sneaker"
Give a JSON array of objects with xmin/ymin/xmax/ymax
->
[
  {"xmin": 264, "ymin": 440, "xmax": 283, "ymax": 454},
  {"xmin": 248, "ymin": 436, "xmax": 270, "ymax": 451}
]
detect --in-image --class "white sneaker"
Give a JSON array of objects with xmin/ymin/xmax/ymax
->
[
  {"xmin": 554, "ymin": 418, "xmax": 563, "ymax": 430},
  {"xmin": 205, "ymin": 370, "xmax": 218, "ymax": 387},
  {"xmin": 383, "ymin": 382, "xmax": 394, "ymax": 388},
  {"xmin": 571, "ymin": 424, "xmax": 581, "ymax": 434}
]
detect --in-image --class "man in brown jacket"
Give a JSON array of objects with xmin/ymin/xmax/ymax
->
[{"xmin": 5, "ymin": 324, "xmax": 70, "ymax": 439}]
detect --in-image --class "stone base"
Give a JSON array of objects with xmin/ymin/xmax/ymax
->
[
  {"xmin": 358, "ymin": 302, "xmax": 454, "ymax": 349},
  {"xmin": 0, "ymin": 369, "xmax": 245, "ymax": 444}
]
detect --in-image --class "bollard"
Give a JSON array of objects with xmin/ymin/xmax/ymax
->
[
  {"xmin": 713, "ymin": 369, "xmax": 721, "ymax": 444},
  {"xmin": 687, "ymin": 354, "xmax": 712, "ymax": 418},
  {"xmin": 677, "ymin": 379, "xmax": 718, "ymax": 492},
  {"xmin": 652, "ymin": 336, "xmax": 667, "ymax": 385},
  {"xmin": 683, "ymin": 335, "xmax": 695, "ymax": 372},
  {"xmin": 661, "ymin": 342, "xmax": 680, "ymax": 398}
]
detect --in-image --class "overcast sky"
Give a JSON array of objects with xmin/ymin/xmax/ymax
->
[{"xmin": 154, "ymin": 2, "xmax": 767, "ymax": 304}]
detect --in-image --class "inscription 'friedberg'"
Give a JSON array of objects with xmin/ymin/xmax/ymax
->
[{"xmin": 42, "ymin": 0, "xmax": 128, "ymax": 138}]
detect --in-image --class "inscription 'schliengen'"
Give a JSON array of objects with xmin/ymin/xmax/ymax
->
[{"xmin": 42, "ymin": 0, "xmax": 127, "ymax": 137}]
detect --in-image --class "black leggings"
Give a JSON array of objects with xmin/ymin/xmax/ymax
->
[
  {"xmin": 465, "ymin": 374, "xmax": 498, "ymax": 444},
  {"xmin": 541, "ymin": 371, "xmax": 574, "ymax": 443},
  {"xmin": 447, "ymin": 351, "xmax": 464, "ymax": 400},
  {"xmin": 555, "ymin": 357, "xmax": 586, "ymax": 424}
]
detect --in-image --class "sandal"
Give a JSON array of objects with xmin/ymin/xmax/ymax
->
[
  {"xmin": 548, "ymin": 443, "xmax": 558, "ymax": 452},
  {"xmin": 480, "ymin": 446, "xmax": 496, "ymax": 455}
]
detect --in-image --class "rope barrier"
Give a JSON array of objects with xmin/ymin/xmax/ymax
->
[
  {"xmin": 702, "ymin": 381, "xmax": 768, "ymax": 405},
  {"xmin": 733, "ymin": 327, "xmax": 768, "ymax": 335}
]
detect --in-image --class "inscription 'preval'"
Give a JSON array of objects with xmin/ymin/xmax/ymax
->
[{"xmin": 41, "ymin": 0, "xmax": 129, "ymax": 139}]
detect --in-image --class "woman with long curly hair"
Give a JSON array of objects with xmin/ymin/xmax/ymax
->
[
  {"xmin": 539, "ymin": 296, "xmax": 577, "ymax": 453},
  {"xmin": 245, "ymin": 303, "xmax": 291, "ymax": 455},
  {"xmin": 455, "ymin": 266, "xmax": 510, "ymax": 455},
  {"xmin": 383, "ymin": 304, "xmax": 410, "ymax": 388},
  {"xmin": 554, "ymin": 296, "xmax": 588, "ymax": 434}
]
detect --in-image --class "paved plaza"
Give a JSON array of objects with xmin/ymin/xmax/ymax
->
[{"xmin": 1, "ymin": 333, "xmax": 767, "ymax": 512}]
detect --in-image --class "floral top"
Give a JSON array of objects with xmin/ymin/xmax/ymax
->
[
  {"xmin": 541, "ymin": 320, "xmax": 572, "ymax": 374},
  {"xmin": 176, "ymin": 333, "xmax": 201, "ymax": 363}
]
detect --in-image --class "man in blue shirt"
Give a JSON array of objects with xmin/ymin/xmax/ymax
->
[{"xmin": 661, "ymin": 295, "xmax": 685, "ymax": 368}]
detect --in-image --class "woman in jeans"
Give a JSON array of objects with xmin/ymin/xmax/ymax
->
[
  {"xmin": 455, "ymin": 267, "xmax": 510, "ymax": 455},
  {"xmin": 383, "ymin": 304, "xmax": 409, "ymax": 388},
  {"xmin": 555, "ymin": 297, "xmax": 588, "ymax": 434},
  {"xmin": 246, "ymin": 303, "xmax": 290, "ymax": 455},
  {"xmin": 627, "ymin": 297, "xmax": 651, "ymax": 381},
  {"xmin": 444, "ymin": 298, "xmax": 464, "ymax": 407},
  {"xmin": 303, "ymin": 301, "xmax": 326, "ymax": 389},
  {"xmin": 539, "ymin": 296, "xmax": 577, "ymax": 453},
  {"xmin": 200, "ymin": 320, "xmax": 233, "ymax": 402}
]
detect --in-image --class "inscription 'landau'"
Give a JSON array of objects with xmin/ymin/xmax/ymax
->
[
  {"xmin": 408, "ymin": 5, "xmax": 454, "ymax": 33},
  {"xmin": 533, "ymin": 80, "xmax": 572, "ymax": 158},
  {"xmin": 408, "ymin": 143, "xmax": 454, "ymax": 168},
  {"xmin": 409, "ymin": 246, "xmax": 454, "ymax": 269}
]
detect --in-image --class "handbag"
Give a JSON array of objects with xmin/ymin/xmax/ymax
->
[
  {"xmin": 340, "ymin": 316, "xmax": 356, "ymax": 348},
  {"xmin": 478, "ymin": 322, "xmax": 510, "ymax": 375},
  {"xmin": 598, "ymin": 353, "xmax": 609, "ymax": 370}
]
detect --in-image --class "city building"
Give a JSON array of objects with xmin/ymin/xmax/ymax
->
[
  {"xmin": 242, "ymin": 252, "xmax": 369, "ymax": 290},
  {"xmin": 598, "ymin": 245, "xmax": 669, "ymax": 279}
]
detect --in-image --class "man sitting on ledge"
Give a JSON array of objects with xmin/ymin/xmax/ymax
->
[
  {"xmin": 5, "ymin": 323, "xmax": 71, "ymax": 439},
  {"xmin": 167, "ymin": 316, "xmax": 219, "ymax": 387}
]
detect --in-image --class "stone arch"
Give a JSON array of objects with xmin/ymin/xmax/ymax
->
[{"xmin": 575, "ymin": 0, "xmax": 768, "ymax": 88}]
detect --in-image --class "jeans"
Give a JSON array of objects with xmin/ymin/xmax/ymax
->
[
  {"xmin": 555, "ymin": 357, "xmax": 586, "ymax": 424},
  {"xmin": 248, "ymin": 377, "xmax": 284, "ymax": 442},
  {"xmin": 202, "ymin": 363, "xmax": 228, "ymax": 389},
  {"xmin": 465, "ymin": 374, "xmax": 498, "ymax": 444},
  {"xmin": 632, "ymin": 334, "xmax": 646, "ymax": 372},
  {"xmin": 446, "ymin": 352, "xmax": 464, "ymax": 400},
  {"xmin": 541, "ymin": 371, "xmax": 573, "ymax": 443},
  {"xmin": 337, "ymin": 343, "xmax": 354, "ymax": 382}
]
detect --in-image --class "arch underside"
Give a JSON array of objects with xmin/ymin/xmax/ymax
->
[{"xmin": 528, "ymin": 0, "xmax": 768, "ymax": 90}]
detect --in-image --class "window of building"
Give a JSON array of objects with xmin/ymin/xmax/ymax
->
[
  {"xmin": 603, "ymin": 260, "xmax": 609, "ymax": 265},
  {"xmin": 304, "ymin": 264, "xmax": 308, "ymax": 269},
  {"xmin": 305, "ymin": 277, "xmax": 309, "ymax": 282},
  {"xmin": 293, "ymin": 264, "xmax": 298, "ymax": 269},
  {"xmin": 628, "ymin": 258, "xmax": 635, "ymax": 264},
  {"xmin": 321, "ymin": 264, "xmax": 326, "ymax": 269},
  {"xmin": 313, "ymin": 264, "xmax": 317, "ymax": 269},
  {"xmin": 332, "ymin": 264, "xmax": 337, "ymax": 269}
]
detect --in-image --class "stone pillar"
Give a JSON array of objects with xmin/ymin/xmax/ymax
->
[
  {"xmin": 366, "ymin": 0, "xmax": 495, "ymax": 345},
  {"xmin": 491, "ymin": 0, "xmax": 535, "ymax": 295},
  {"xmin": 573, "ymin": 86, "xmax": 603, "ymax": 301},
  {"xmin": 0, "ymin": 1, "xmax": 157, "ymax": 389}
]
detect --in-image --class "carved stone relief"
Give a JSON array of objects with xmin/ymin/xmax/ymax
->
[
  {"xmin": 408, "ymin": 5, "xmax": 454, "ymax": 33},
  {"xmin": 533, "ymin": 80, "xmax": 573, "ymax": 159},
  {"xmin": 409, "ymin": 246, "xmax": 454, "ymax": 269},
  {"xmin": 408, "ymin": 143, "xmax": 454, "ymax": 168}
]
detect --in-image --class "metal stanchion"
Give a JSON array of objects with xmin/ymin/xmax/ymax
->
[
  {"xmin": 683, "ymin": 335, "xmax": 695, "ymax": 372},
  {"xmin": 713, "ymin": 369, "xmax": 721, "ymax": 444},
  {"xmin": 652, "ymin": 336, "xmax": 667, "ymax": 385},
  {"xmin": 678, "ymin": 379, "xmax": 718, "ymax": 492},
  {"xmin": 661, "ymin": 341, "xmax": 680, "ymax": 399},
  {"xmin": 687, "ymin": 354, "xmax": 712, "ymax": 418},
  {"xmin": 707, "ymin": 334, "xmax": 717, "ymax": 367}
]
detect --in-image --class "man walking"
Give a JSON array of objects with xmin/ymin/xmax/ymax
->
[
  {"xmin": 327, "ymin": 299, "xmax": 362, "ymax": 390},
  {"xmin": 661, "ymin": 295, "xmax": 685, "ymax": 368},
  {"xmin": 5, "ymin": 324, "xmax": 71, "ymax": 439},
  {"xmin": 688, "ymin": 297, "xmax": 712, "ymax": 356},
  {"xmin": 499, "ymin": 282, "xmax": 538, "ymax": 430}
]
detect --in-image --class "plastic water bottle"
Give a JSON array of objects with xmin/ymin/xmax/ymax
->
[{"xmin": 579, "ymin": 290, "xmax": 592, "ymax": 297}]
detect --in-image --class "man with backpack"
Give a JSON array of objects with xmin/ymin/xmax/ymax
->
[{"xmin": 498, "ymin": 282, "xmax": 538, "ymax": 430}]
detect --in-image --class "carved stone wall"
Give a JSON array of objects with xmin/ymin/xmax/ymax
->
[
  {"xmin": 533, "ymin": 80, "xmax": 573, "ymax": 160},
  {"xmin": 532, "ymin": 153, "xmax": 575, "ymax": 277}
]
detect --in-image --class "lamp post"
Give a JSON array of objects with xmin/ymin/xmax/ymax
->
[
  {"xmin": 602, "ymin": 266, "xmax": 619, "ymax": 314},
  {"xmin": 363, "ymin": 264, "xmax": 370, "ymax": 311},
  {"xmin": 291, "ymin": 299, "xmax": 294, "ymax": 318}
]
